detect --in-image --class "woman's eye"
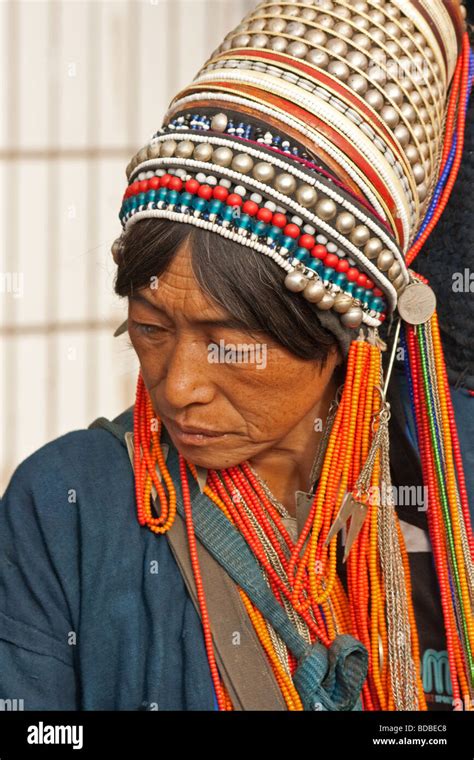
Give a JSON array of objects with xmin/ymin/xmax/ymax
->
[{"xmin": 131, "ymin": 320, "xmax": 165, "ymax": 337}]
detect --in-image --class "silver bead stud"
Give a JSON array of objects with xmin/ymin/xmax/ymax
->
[
  {"xmin": 287, "ymin": 41, "xmax": 309, "ymax": 58},
  {"xmin": 365, "ymin": 89, "xmax": 384, "ymax": 111},
  {"xmin": 253, "ymin": 162, "xmax": 275, "ymax": 183},
  {"xmin": 340, "ymin": 306, "xmax": 363, "ymax": 328},
  {"xmin": 211, "ymin": 113, "xmax": 228, "ymax": 132},
  {"xmin": 364, "ymin": 238, "xmax": 383, "ymax": 258},
  {"xmin": 316, "ymin": 198, "xmax": 337, "ymax": 221},
  {"xmin": 333, "ymin": 292, "xmax": 353, "ymax": 313},
  {"xmin": 328, "ymin": 61, "xmax": 350, "ymax": 80},
  {"xmin": 304, "ymin": 28, "xmax": 327, "ymax": 46},
  {"xmin": 317, "ymin": 293, "xmax": 336, "ymax": 310},
  {"xmin": 147, "ymin": 143, "xmax": 162, "ymax": 159},
  {"xmin": 327, "ymin": 38, "xmax": 348, "ymax": 57},
  {"xmin": 285, "ymin": 21, "xmax": 306, "ymax": 37},
  {"xmin": 285, "ymin": 270, "xmax": 308, "ymax": 292},
  {"xmin": 350, "ymin": 225, "xmax": 371, "ymax": 246},
  {"xmin": 296, "ymin": 185, "xmax": 318, "ymax": 207},
  {"xmin": 252, "ymin": 34, "xmax": 269, "ymax": 48},
  {"xmin": 348, "ymin": 74, "xmax": 368, "ymax": 95},
  {"xmin": 275, "ymin": 173, "xmax": 297, "ymax": 195},
  {"xmin": 160, "ymin": 140, "xmax": 177, "ymax": 157},
  {"xmin": 194, "ymin": 143, "xmax": 213, "ymax": 162},
  {"xmin": 306, "ymin": 49, "xmax": 329, "ymax": 68},
  {"xmin": 269, "ymin": 37, "xmax": 288, "ymax": 52},
  {"xmin": 336, "ymin": 212, "xmax": 356, "ymax": 234},
  {"xmin": 213, "ymin": 147, "xmax": 234, "ymax": 167},
  {"xmin": 231, "ymin": 153, "xmax": 254, "ymax": 174},
  {"xmin": 303, "ymin": 279, "xmax": 326, "ymax": 303},
  {"xmin": 175, "ymin": 141, "xmax": 194, "ymax": 158},
  {"xmin": 388, "ymin": 261, "xmax": 401, "ymax": 280},
  {"xmin": 377, "ymin": 250, "xmax": 395, "ymax": 271},
  {"xmin": 137, "ymin": 146, "xmax": 149, "ymax": 164}
]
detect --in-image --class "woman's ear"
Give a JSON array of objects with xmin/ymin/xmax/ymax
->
[
  {"xmin": 331, "ymin": 344, "xmax": 344, "ymax": 368},
  {"xmin": 332, "ymin": 355, "xmax": 346, "ymax": 389}
]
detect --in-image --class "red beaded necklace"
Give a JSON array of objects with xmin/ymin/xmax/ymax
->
[{"xmin": 132, "ymin": 332, "xmax": 438, "ymax": 711}]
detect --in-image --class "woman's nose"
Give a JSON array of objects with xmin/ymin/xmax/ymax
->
[{"xmin": 162, "ymin": 336, "xmax": 217, "ymax": 409}]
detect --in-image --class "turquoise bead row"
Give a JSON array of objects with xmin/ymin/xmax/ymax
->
[
  {"xmin": 119, "ymin": 185, "xmax": 384, "ymax": 315},
  {"xmin": 291, "ymin": 248, "xmax": 384, "ymax": 313}
]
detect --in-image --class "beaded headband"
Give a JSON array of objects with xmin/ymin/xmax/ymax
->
[{"xmin": 112, "ymin": 0, "xmax": 467, "ymax": 333}]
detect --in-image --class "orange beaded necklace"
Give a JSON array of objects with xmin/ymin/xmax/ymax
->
[{"xmin": 132, "ymin": 325, "xmax": 464, "ymax": 711}]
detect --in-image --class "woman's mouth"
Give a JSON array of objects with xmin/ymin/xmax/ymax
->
[{"xmin": 165, "ymin": 419, "xmax": 229, "ymax": 446}]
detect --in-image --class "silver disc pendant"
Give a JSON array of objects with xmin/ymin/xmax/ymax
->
[
  {"xmin": 397, "ymin": 282, "xmax": 436, "ymax": 325},
  {"xmin": 295, "ymin": 490, "xmax": 314, "ymax": 514}
]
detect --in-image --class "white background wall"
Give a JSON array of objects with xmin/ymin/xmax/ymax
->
[{"xmin": 0, "ymin": 0, "xmax": 255, "ymax": 491}]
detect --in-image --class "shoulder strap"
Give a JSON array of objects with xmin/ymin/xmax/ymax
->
[{"xmin": 88, "ymin": 407, "xmax": 134, "ymax": 443}]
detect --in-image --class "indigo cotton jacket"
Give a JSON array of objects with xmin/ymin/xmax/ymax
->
[
  {"xmin": 0, "ymin": 371, "xmax": 473, "ymax": 711},
  {"xmin": 0, "ymin": 406, "xmax": 216, "ymax": 711}
]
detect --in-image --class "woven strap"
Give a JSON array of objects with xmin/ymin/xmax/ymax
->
[{"xmin": 168, "ymin": 447, "xmax": 368, "ymax": 711}]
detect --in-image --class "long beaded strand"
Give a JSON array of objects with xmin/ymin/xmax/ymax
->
[
  {"xmin": 404, "ymin": 312, "xmax": 474, "ymax": 705},
  {"xmin": 132, "ymin": 330, "xmax": 424, "ymax": 711},
  {"xmin": 179, "ymin": 454, "xmax": 231, "ymax": 711}
]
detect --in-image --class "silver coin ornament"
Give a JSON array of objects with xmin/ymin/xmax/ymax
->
[{"xmin": 397, "ymin": 282, "xmax": 437, "ymax": 325}]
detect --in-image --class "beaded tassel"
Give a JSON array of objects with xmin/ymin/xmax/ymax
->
[
  {"xmin": 292, "ymin": 333, "xmax": 423, "ymax": 710},
  {"xmin": 133, "ymin": 376, "xmax": 176, "ymax": 533},
  {"xmin": 179, "ymin": 454, "xmax": 232, "ymax": 711},
  {"xmin": 398, "ymin": 33, "xmax": 474, "ymax": 709},
  {"xmin": 377, "ymin": 391, "xmax": 422, "ymax": 710},
  {"xmin": 131, "ymin": 334, "xmax": 427, "ymax": 712},
  {"xmin": 403, "ymin": 300, "xmax": 474, "ymax": 707}
]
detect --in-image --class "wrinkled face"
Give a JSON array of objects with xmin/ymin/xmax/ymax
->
[{"xmin": 128, "ymin": 240, "xmax": 340, "ymax": 469}]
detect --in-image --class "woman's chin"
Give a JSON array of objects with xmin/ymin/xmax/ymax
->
[{"xmin": 173, "ymin": 439, "xmax": 246, "ymax": 471}]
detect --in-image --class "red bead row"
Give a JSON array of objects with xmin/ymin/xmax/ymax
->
[
  {"xmin": 124, "ymin": 173, "xmax": 385, "ymax": 305},
  {"xmin": 179, "ymin": 454, "xmax": 228, "ymax": 710},
  {"xmin": 308, "ymin": 242, "xmax": 383, "ymax": 295},
  {"xmin": 207, "ymin": 467, "xmax": 331, "ymax": 649}
]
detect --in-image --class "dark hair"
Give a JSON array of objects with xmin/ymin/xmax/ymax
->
[{"xmin": 114, "ymin": 217, "xmax": 338, "ymax": 364}]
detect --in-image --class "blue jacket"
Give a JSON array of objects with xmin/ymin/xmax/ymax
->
[
  {"xmin": 1, "ymin": 372, "xmax": 472, "ymax": 710},
  {"xmin": 0, "ymin": 407, "xmax": 216, "ymax": 710}
]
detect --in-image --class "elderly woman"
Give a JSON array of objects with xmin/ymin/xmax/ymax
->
[{"xmin": 1, "ymin": 0, "xmax": 474, "ymax": 713}]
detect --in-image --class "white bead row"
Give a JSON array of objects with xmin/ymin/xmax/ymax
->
[
  {"xmin": 165, "ymin": 91, "xmax": 391, "ymax": 230},
  {"xmin": 191, "ymin": 67, "xmax": 412, "ymax": 245},
  {"xmin": 198, "ymin": 57, "xmax": 418, "ymax": 217}
]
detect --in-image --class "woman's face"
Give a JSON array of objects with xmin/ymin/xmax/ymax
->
[{"xmin": 128, "ymin": 240, "xmax": 341, "ymax": 469}]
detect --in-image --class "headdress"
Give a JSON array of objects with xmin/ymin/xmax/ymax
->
[{"xmin": 112, "ymin": 1, "xmax": 474, "ymax": 711}]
